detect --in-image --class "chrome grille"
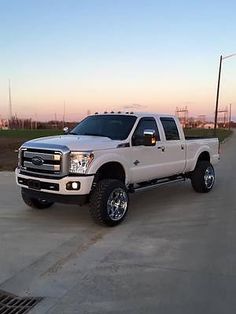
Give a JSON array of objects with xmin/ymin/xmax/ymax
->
[
  {"xmin": 24, "ymin": 151, "xmax": 61, "ymax": 161},
  {"xmin": 21, "ymin": 149, "xmax": 62, "ymax": 176},
  {"xmin": 23, "ymin": 161, "xmax": 60, "ymax": 172}
]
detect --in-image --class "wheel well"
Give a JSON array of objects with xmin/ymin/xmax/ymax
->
[
  {"xmin": 197, "ymin": 151, "xmax": 210, "ymax": 162},
  {"xmin": 95, "ymin": 162, "xmax": 126, "ymax": 183}
]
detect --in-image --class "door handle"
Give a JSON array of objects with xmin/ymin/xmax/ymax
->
[
  {"xmin": 157, "ymin": 146, "xmax": 165, "ymax": 152},
  {"xmin": 181, "ymin": 144, "xmax": 184, "ymax": 150}
]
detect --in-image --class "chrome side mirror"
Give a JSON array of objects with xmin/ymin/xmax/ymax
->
[
  {"xmin": 143, "ymin": 129, "xmax": 157, "ymax": 146},
  {"xmin": 63, "ymin": 127, "xmax": 69, "ymax": 134}
]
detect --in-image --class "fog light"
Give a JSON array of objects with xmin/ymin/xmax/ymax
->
[
  {"xmin": 66, "ymin": 181, "xmax": 81, "ymax": 190},
  {"xmin": 72, "ymin": 182, "xmax": 79, "ymax": 189}
]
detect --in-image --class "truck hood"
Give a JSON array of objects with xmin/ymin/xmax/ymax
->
[{"xmin": 23, "ymin": 135, "xmax": 122, "ymax": 151}]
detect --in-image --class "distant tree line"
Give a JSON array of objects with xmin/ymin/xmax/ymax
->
[{"xmin": 7, "ymin": 117, "xmax": 77, "ymax": 130}]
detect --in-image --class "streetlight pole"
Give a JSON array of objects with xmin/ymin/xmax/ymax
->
[
  {"xmin": 229, "ymin": 103, "xmax": 232, "ymax": 131},
  {"xmin": 214, "ymin": 55, "xmax": 222, "ymax": 134},
  {"xmin": 214, "ymin": 53, "xmax": 236, "ymax": 136}
]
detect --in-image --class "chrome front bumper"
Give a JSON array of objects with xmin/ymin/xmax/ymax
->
[{"xmin": 15, "ymin": 168, "xmax": 94, "ymax": 195}]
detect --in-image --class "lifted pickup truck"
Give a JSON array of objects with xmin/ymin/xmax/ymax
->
[{"xmin": 16, "ymin": 113, "xmax": 220, "ymax": 226}]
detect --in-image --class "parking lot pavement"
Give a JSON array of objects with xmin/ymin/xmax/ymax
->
[{"xmin": 0, "ymin": 132, "xmax": 236, "ymax": 313}]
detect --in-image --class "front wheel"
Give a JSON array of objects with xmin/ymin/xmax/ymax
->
[
  {"xmin": 191, "ymin": 161, "xmax": 215, "ymax": 193},
  {"xmin": 89, "ymin": 179, "xmax": 129, "ymax": 226},
  {"xmin": 21, "ymin": 189, "xmax": 54, "ymax": 209}
]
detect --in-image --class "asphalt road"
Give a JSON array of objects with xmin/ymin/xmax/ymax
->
[{"xmin": 0, "ymin": 132, "xmax": 235, "ymax": 314}]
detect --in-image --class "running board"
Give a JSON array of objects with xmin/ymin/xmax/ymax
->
[{"xmin": 128, "ymin": 176, "xmax": 186, "ymax": 193}]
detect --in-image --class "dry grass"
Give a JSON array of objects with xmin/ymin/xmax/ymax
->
[
  {"xmin": 0, "ymin": 137, "xmax": 23, "ymax": 171},
  {"xmin": 0, "ymin": 129, "xmax": 61, "ymax": 171}
]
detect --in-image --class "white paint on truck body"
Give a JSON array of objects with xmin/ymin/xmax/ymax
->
[{"xmin": 16, "ymin": 112, "xmax": 220, "ymax": 194}]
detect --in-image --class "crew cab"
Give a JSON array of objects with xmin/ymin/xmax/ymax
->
[{"xmin": 16, "ymin": 113, "xmax": 220, "ymax": 226}]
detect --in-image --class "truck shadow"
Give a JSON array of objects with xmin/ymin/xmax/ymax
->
[
  {"xmin": 18, "ymin": 178, "xmax": 221, "ymax": 228},
  {"xmin": 128, "ymin": 178, "xmax": 221, "ymax": 222}
]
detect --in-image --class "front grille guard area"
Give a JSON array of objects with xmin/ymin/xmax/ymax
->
[{"xmin": 18, "ymin": 143, "xmax": 70, "ymax": 178}]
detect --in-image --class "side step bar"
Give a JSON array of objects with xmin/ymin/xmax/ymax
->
[{"xmin": 128, "ymin": 175, "xmax": 186, "ymax": 193}]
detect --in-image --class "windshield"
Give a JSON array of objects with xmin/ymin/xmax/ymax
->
[{"xmin": 70, "ymin": 115, "xmax": 137, "ymax": 140}]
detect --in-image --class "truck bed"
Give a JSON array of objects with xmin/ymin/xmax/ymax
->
[{"xmin": 185, "ymin": 136, "xmax": 217, "ymax": 140}]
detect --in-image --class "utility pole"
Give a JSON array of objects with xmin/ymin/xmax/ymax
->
[
  {"xmin": 35, "ymin": 114, "xmax": 38, "ymax": 129},
  {"xmin": 8, "ymin": 79, "xmax": 13, "ymax": 122},
  {"xmin": 54, "ymin": 113, "xmax": 57, "ymax": 129},
  {"xmin": 229, "ymin": 104, "xmax": 232, "ymax": 130},
  {"xmin": 214, "ymin": 55, "xmax": 222, "ymax": 135},
  {"xmin": 63, "ymin": 101, "xmax": 66, "ymax": 128},
  {"xmin": 214, "ymin": 53, "xmax": 236, "ymax": 135}
]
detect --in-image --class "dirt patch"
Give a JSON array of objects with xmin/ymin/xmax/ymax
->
[{"xmin": 0, "ymin": 138, "xmax": 25, "ymax": 171}]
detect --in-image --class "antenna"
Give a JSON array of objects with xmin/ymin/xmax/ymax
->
[{"xmin": 8, "ymin": 79, "xmax": 13, "ymax": 120}]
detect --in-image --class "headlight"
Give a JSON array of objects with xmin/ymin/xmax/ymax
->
[
  {"xmin": 69, "ymin": 152, "xmax": 94, "ymax": 174},
  {"xmin": 17, "ymin": 147, "xmax": 25, "ymax": 167},
  {"xmin": 17, "ymin": 148, "xmax": 21, "ymax": 167}
]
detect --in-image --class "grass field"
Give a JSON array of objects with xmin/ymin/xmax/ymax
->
[
  {"xmin": 0, "ymin": 128, "xmax": 233, "ymax": 171},
  {"xmin": 0, "ymin": 129, "xmax": 62, "ymax": 139},
  {"xmin": 184, "ymin": 128, "xmax": 232, "ymax": 143},
  {"xmin": 0, "ymin": 129, "xmax": 62, "ymax": 171}
]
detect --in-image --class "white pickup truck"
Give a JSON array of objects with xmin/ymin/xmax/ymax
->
[{"xmin": 16, "ymin": 113, "xmax": 220, "ymax": 226}]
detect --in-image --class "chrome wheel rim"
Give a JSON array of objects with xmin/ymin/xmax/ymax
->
[
  {"xmin": 204, "ymin": 166, "xmax": 215, "ymax": 189},
  {"xmin": 107, "ymin": 188, "xmax": 128, "ymax": 221}
]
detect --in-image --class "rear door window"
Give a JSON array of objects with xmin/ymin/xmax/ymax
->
[{"xmin": 160, "ymin": 117, "xmax": 180, "ymax": 140}]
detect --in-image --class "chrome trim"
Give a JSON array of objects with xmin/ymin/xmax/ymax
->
[
  {"xmin": 24, "ymin": 151, "xmax": 61, "ymax": 161},
  {"xmin": 19, "ymin": 143, "xmax": 70, "ymax": 178},
  {"xmin": 107, "ymin": 188, "xmax": 128, "ymax": 221},
  {"xmin": 143, "ymin": 129, "xmax": 156, "ymax": 136},
  {"xmin": 23, "ymin": 161, "xmax": 60, "ymax": 172},
  {"xmin": 204, "ymin": 166, "xmax": 215, "ymax": 189}
]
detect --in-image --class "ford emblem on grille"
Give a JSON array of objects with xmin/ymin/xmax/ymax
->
[{"xmin": 31, "ymin": 156, "xmax": 44, "ymax": 166}]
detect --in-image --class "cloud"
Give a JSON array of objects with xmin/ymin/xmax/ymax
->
[{"xmin": 120, "ymin": 104, "xmax": 147, "ymax": 110}]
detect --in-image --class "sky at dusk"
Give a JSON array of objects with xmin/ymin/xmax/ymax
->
[{"xmin": 0, "ymin": 0, "xmax": 236, "ymax": 121}]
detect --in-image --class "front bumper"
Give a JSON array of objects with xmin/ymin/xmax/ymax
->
[
  {"xmin": 15, "ymin": 168, "xmax": 95, "ymax": 196},
  {"xmin": 21, "ymin": 188, "xmax": 88, "ymax": 205}
]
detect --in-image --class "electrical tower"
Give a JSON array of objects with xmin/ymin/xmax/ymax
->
[
  {"xmin": 198, "ymin": 115, "xmax": 206, "ymax": 123},
  {"xmin": 175, "ymin": 106, "xmax": 189, "ymax": 127},
  {"xmin": 217, "ymin": 106, "xmax": 228, "ymax": 127}
]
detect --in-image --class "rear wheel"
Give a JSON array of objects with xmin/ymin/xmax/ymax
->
[
  {"xmin": 21, "ymin": 189, "xmax": 54, "ymax": 209},
  {"xmin": 191, "ymin": 161, "xmax": 215, "ymax": 193},
  {"xmin": 89, "ymin": 179, "xmax": 129, "ymax": 226}
]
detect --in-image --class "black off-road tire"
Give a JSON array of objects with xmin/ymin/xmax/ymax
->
[
  {"xmin": 191, "ymin": 160, "xmax": 215, "ymax": 193},
  {"xmin": 21, "ymin": 189, "xmax": 54, "ymax": 209},
  {"xmin": 89, "ymin": 179, "xmax": 129, "ymax": 227}
]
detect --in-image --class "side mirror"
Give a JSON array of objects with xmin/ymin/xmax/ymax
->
[
  {"xmin": 143, "ymin": 129, "xmax": 157, "ymax": 146},
  {"xmin": 63, "ymin": 127, "xmax": 69, "ymax": 134}
]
